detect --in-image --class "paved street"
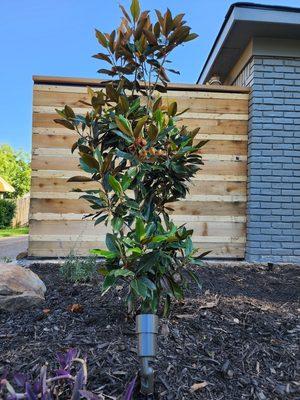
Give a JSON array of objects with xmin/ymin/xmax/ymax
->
[{"xmin": 0, "ymin": 236, "xmax": 28, "ymax": 261}]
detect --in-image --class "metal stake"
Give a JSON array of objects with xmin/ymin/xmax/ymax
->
[{"xmin": 136, "ymin": 314, "xmax": 158, "ymax": 396}]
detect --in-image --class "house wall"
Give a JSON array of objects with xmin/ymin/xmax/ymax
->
[
  {"xmin": 29, "ymin": 77, "xmax": 249, "ymax": 259},
  {"xmin": 234, "ymin": 55, "xmax": 300, "ymax": 263}
]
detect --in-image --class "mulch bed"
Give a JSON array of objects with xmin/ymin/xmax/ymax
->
[{"xmin": 0, "ymin": 262, "xmax": 299, "ymax": 399}]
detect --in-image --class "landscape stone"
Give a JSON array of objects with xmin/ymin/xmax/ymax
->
[{"xmin": 0, "ymin": 263, "xmax": 46, "ymax": 311}]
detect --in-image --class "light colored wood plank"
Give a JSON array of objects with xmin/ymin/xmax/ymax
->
[
  {"xmin": 30, "ymin": 191, "xmax": 246, "ymax": 202},
  {"xmin": 33, "ymin": 106, "xmax": 249, "ymax": 121},
  {"xmin": 34, "ymin": 85, "xmax": 249, "ymax": 99},
  {"xmin": 29, "ymin": 234, "xmax": 245, "ymax": 244},
  {"xmin": 34, "ymin": 91, "xmax": 248, "ymax": 114},
  {"xmin": 28, "ymin": 240, "xmax": 245, "ymax": 258},
  {"xmin": 30, "ymin": 198, "xmax": 246, "ymax": 215},
  {"xmin": 32, "ymin": 134, "xmax": 248, "ymax": 155},
  {"xmin": 33, "ymin": 118, "xmax": 248, "ymax": 135},
  {"xmin": 31, "ymin": 155, "xmax": 247, "ymax": 176},
  {"xmin": 169, "ymin": 201, "xmax": 246, "ymax": 216},
  {"xmin": 31, "ymin": 178, "xmax": 246, "ymax": 196},
  {"xmin": 189, "ymin": 180, "xmax": 246, "ymax": 195},
  {"xmin": 32, "ymin": 147, "xmax": 247, "ymax": 161},
  {"xmin": 30, "ymin": 219, "xmax": 245, "ymax": 238},
  {"xmin": 30, "ymin": 213, "xmax": 247, "ymax": 223},
  {"xmin": 30, "ymin": 198, "xmax": 93, "ymax": 214},
  {"xmin": 32, "ymin": 76, "xmax": 250, "ymax": 93},
  {"xmin": 31, "ymin": 177, "xmax": 100, "ymax": 192},
  {"xmin": 31, "ymin": 170, "xmax": 247, "ymax": 182}
]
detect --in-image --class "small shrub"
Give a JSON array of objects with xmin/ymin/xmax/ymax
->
[
  {"xmin": 60, "ymin": 252, "xmax": 99, "ymax": 283},
  {"xmin": 0, "ymin": 199, "xmax": 16, "ymax": 228}
]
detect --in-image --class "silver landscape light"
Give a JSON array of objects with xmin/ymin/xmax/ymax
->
[{"xmin": 136, "ymin": 314, "xmax": 159, "ymax": 395}]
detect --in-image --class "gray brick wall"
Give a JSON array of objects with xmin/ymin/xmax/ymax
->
[{"xmin": 244, "ymin": 57, "xmax": 300, "ymax": 263}]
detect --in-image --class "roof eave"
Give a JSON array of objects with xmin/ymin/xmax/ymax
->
[{"xmin": 197, "ymin": 2, "xmax": 300, "ymax": 84}]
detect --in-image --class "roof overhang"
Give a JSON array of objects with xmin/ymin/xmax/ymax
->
[
  {"xmin": 0, "ymin": 177, "xmax": 14, "ymax": 193},
  {"xmin": 197, "ymin": 2, "xmax": 300, "ymax": 84}
]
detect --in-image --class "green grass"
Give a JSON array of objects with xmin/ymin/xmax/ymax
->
[{"xmin": 0, "ymin": 227, "xmax": 29, "ymax": 238}]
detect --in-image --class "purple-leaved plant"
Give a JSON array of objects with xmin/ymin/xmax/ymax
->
[{"xmin": 0, "ymin": 349, "xmax": 135, "ymax": 400}]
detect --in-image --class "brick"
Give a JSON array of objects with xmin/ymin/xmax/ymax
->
[
  {"xmin": 275, "ymin": 79, "xmax": 293, "ymax": 85},
  {"xmin": 262, "ymin": 137, "xmax": 283, "ymax": 144},
  {"xmin": 272, "ymin": 222, "xmax": 291, "ymax": 229},
  {"xmin": 285, "ymin": 98, "xmax": 300, "ymax": 105},
  {"xmin": 263, "ymin": 59, "xmax": 284, "ymax": 66},
  {"xmin": 247, "ymin": 57, "xmax": 300, "ymax": 263},
  {"xmin": 273, "ymin": 105, "xmax": 294, "ymax": 111},
  {"xmin": 264, "ymin": 176, "xmax": 282, "ymax": 182},
  {"xmin": 271, "ymin": 249, "xmax": 292, "ymax": 256},
  {"xmin": 272, "ymin": 209, "xmax": 293, "ymax": 215},
  {"xmin": 282, "ymin": 242, "xmax": 300, "ymax": 249},
  {"xmin": 282, "ymin": 189, "xmax": 299, "ymax": 195},
  {"xmin": 272, "ymin": 235, "xmax": 294, "ymax": 242},
  {"xmin": 260, "ymin": 215, "xmax": 280, "ymax": 222},
  {"xmin": 259, "ymin": 241, "xmax": 281, "ymax": 249},
  {"xmin": 274, "ymin": 66, "xmax": 294, "ymax": 72},
  {"xmin": 261, "ymin": 228, "xmax": 282, "ymax": 235},
  {"xmin": 284, "ymin": 60, "xmax": 300, "ymax": 67},
  {"xmin": 272, "ymin": 196, "xmax": 291, "ymax": 203},
  {"xmin": 284, "ymin": 111, "xmax": 300, "ymax": 118}
]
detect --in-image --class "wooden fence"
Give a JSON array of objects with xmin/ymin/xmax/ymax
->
[
  {"xmin": 12, "ymin": 194, "xmax": 30, "ymax": 227},
  {"xmin": 29, "ymin": 76, "xmax": 249, "ymax": 258}
]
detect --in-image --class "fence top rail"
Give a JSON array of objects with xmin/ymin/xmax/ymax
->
[{"xmin": 32, "ymin": 75, "xmax": 250, "ymax": 94}]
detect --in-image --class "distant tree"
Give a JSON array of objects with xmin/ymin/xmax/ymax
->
[{"xmin": 0, "ymin": 145, "xmax": 31, "ymax": 198}]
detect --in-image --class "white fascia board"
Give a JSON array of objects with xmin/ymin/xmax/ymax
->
[
  {"xmin": 235, "ymin": 7, "xmax": 300, "ymax": 25},
  {"xmin": 198, "ymin": 10, "xmax": 237, "ymax": 84},
  {"xmin": 199, "ymin": 6, "xmax": 300, "ymax": 84}
]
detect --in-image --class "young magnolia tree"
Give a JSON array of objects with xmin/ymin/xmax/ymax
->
[{"xmin": 55, "ymin": 0, "xmax": 209, "ymax": 316}]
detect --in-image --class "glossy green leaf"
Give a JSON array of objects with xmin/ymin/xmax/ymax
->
[
  {"xmin": 115, "ymin": 115, "xmax": 133, "ymax": 136},
  {"xmin": 127, "ymin": 247, "xmax": 142, "ymax": 255},
  {"xmin": 95, "ymin": 29, "xmax": 108, "ymax": 47},
  {"xmin": 119, "ymin": 4, "xmax": 132, "ymax": 22},
  {"xmin": 187, "ymin": 270, "xmax": 202, "ymax": 289},
  {"xmin": 90, "ymin": 249, "xmax": 117, "ymax": 259},
  {"xmin": 92, "ymin": 52, "xmax": 112, "ymax": 64},
  {"xmin": 130, "ymin": 0, "xmax": 140, "ymax": 22},
  {"xmin": 94, "ymin": 214, "xmax": 108, "ymax": 225},
  {"xmin": 81, "ymin": 154, "xmax": 99, "ymax": 170},
  {"xmin": 67, "ymin": 176, "xmax": 92, "ymax": 182},
  {"xmin": 135, "ymin": 218, "xmax": 145, "ymax": 241},
  {"xmin": 114, "ymin": 130, "xmax": 134, "ymax": 144},
  {"xmin": 53, "ymin": 119, "xmax": 75, "ymax": 130},
  {"xmin": 150, "ymin": 235, "xmax": 167, "ymax": 243},
  {"xmin": 108, "ymin": 175, "xmax": 123, "ymax": 196},
  {"xmin": 133, "ymin": 116, "xmax": 148, "ymax": 138},
  {"xmin": 167, "ymin": 101, "xmax": 177, "ymax": 117},
  {"xmin": 111, "ymin": 216, "xmax": 123, "ymax": 231},
  {"xmin": 131, "ymin": 278, "xmax": 148, "ymax": 299},
  {"xmin": 110, "ymin": 268, "xmax": 135, "ymax": 277},
  {"xmin": 140, "ymin": 276, "xmax": 156, "ymax": 291},
  {"xmin": 102, "ymin": 274, "xmax": 116, "ymax": 295},
  {"xmin": 105, "ymin": 233, "xmax": 120, "ymax": 254},
  {"xmin": 64, "ymin": 105, "xmax": 75, "ymax": 119}
]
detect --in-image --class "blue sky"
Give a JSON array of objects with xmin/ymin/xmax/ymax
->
[{"xmin": 0, "ymin": 0, "xmax": 299, "ymax": 154}]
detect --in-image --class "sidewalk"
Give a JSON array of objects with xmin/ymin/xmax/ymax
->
[{"xmin": 0, "ymin": 236, "xmax": 28, "ymax": 261}]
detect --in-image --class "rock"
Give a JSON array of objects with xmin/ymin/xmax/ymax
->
[
  {"xmin": 16, "ymin": 251, "xmax": 28, "ymax": 260},
  {"xmin": 161, "ymin": 323, "xmax": 170, "ymax": 337},
  {"xmin": 0, "ymin": 263, "xmax": 46, "ymax": 311}
]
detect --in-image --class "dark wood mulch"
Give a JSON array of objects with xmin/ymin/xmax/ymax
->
[{"xmin": 0, "ymin": 262, "xmax": 299, "ymax": 399}]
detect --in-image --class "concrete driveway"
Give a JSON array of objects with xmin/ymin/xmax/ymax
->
[{"xmin": 0, "ymin": 236, "xmax": 28, "ymax": 261}]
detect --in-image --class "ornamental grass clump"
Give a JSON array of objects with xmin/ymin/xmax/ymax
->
[{"xmin": 55, "ymin": 0, "xmax": 209, "ymax": 316}]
